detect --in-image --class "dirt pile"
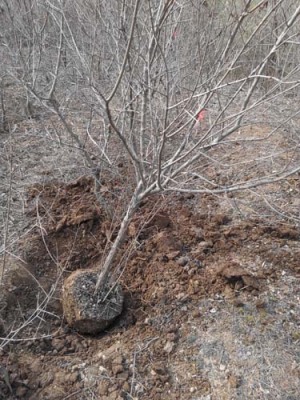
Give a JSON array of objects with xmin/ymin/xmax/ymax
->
[{"xmin": 0, "ymin": 176, "xmax": 299, "ymax": 399}]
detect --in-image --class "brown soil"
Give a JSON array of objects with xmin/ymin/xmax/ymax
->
[
  {"xmin": 0, "ymin": 103, "xmax": 299, "ymax": 400},
  {"xmin": 0, "ymin": 174, "xmax": 299, "ymax": 400}
]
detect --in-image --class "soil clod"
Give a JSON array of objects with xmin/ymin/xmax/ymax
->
[{"xmin": 62, "ymin": 270, "xmax": 124, "ymax": 334}]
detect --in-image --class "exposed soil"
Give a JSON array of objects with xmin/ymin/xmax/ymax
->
[
  {"xmin": 0, "ymin": 174, "xmax": 299, "ymax": 399},
  {"xmin": 0, "ymin": 113, "xmax": 299, "ymax": 399}
]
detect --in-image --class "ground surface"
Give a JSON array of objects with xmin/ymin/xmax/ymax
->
[{"xmin": 0, "ymin": 110, "xmax": 299, "ymax": 400}]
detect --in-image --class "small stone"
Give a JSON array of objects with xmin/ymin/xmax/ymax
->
[
  {"xmin": 167, "ymin": 251, "xmax": 181, "ymax": 260},
  {"xmin": 122, "ymin": 381, "xmax": 130, "ymax": 392},
  {"xmin": 69, "ymin": 372, "xmax": 79, "ymax": 384},
  {"xmin": 176, "ymin": 292, "xmax": 186, "ymax": 300},
  {"xmin": 177, "ymin": 256, "xmax": 189, "ymax": 266},
  {"xmin": 163, "ymin": 341, "xmax": 175, "ymax": 354},
  {"xmin": 112, "ymin": 355, "xmax": 124, "ymax": 375},
  {"xmin": 191, "ymin": 227, "xmax": 204, "ymax": 239},
  {"xmin": 198, "ymin": 241, "xmax": 213, "ymax": 249},
  {"xmin": 117, "ymin": 371, "xmax": 129, "ymax": 380},
  {"xmin": 192, "ymin": 310, "xmax": 201, "ymax": 318},
  {"xmin": 223, "ymin": 285, "xmax": 234, "ymax": 299},
  {"xmin": 112, "ymin": 363, "xmax": 124, "ymax": 375}
]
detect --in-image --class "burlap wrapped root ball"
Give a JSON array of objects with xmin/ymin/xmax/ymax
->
[{"xmin": 62, "ymin": 269, "xmax": 124, "ymax": 334}]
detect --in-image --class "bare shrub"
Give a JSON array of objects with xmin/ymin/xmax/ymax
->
[{"xmin": 0, "ymin": 0, "xmax": 299, "ymax": 294}]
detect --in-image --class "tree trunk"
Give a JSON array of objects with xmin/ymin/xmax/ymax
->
[{"xmin": 94, "ymin": 190, "xmax": 141, "ymax": 294}]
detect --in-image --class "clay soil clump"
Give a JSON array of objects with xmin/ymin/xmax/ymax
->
[{"xmin": 63, "ymin": 269, "xmax": 124, "ymax": 334}]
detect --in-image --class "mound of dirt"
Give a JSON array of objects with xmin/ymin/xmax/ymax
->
[
  {"xmin": 0, "ymin": 175, "xmax": 299, "ymax": 399},
  {"xmin": 23, "ymin": 176, "xmax": 109, "ymax": 275}
]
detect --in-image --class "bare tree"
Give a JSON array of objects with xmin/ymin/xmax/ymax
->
[{"xmin": 1, "ymin": 0, "xmax": 300, "ymax": 295}]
